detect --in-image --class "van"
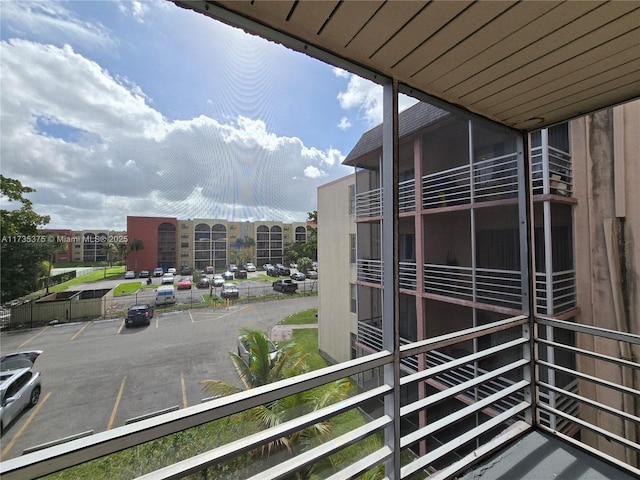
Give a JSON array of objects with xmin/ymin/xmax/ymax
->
[{"xmin": 155, "ymin": 285, "xmax": 175, "ymax": 305}]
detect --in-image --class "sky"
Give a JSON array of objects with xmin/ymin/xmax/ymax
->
[{"xmin": 0, "ymin": 0, "xmax": 390, "ymax": 230}]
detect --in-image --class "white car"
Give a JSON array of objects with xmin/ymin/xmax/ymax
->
[
  {"xmin": 162, "ymin": 273, "xmax": 175, "ymax": 284},
  {"xmin": 212, "ymin": 274, "xmax": 225, "ymax": 287},
  {"xmin": 167, "ymin": 267, "xmax": 177, "ymax": 274},
  {"xmin": 124, "ymin": 271, "xmax": 136, "ymax": 279},
  {"xmin": 1, "ymin": 351, "xmax": 42, "ymax": 434},
  {"xmin": 245, "ymin": 263, "xmax": 256, "ymax": 272},
  {"xmin": 220, "ymin": 283, "xmax": 239, "ymax": 299}
]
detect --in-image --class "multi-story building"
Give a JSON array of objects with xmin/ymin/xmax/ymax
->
[
  {"xmin": 126, "ymin": 216, "xmax": 309, "ymax": 273},
  {"xmin": 318, "ymin": 98, "xmax": 639, "ymax": 468},
  {"xmin": 37, "ymin": 229, "xmax": 128, "ymax": 264}
]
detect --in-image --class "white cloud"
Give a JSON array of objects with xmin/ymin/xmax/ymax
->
[
  {"xmin": 338, "ymin": 116, "xmax": 352, "ymax": 131},
  {"xmin": 0, "ymin": 1, "xmax": 115, "ymax": 50},
  {"xmin": 332, "ymin": 67, "xmax": 350, "ymax": 79},
  {"xmin": 337, "ymin": 75, "xmax": 383, "ymax": 126},
  {"xmin": 0, "ymin": 39, "xmax": 351, "ymax": 229}
]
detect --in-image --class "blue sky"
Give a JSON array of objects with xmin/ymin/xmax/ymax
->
[{"xmin": 0, "ymin": 0, "xmax": 388, "ymax": 230}]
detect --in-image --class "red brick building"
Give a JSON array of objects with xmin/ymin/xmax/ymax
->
[{"xmin": 126, "ymin": 217, "xmax": 178, "ymax": 272}]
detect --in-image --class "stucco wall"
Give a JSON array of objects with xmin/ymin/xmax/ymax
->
[{"xmin": 317, "ymin": 174, "xmax": 356, "ymax": 365}]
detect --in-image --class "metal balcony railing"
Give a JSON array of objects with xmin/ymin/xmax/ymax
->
[
  {"xmin": 531, "ymin": 145, "xmax": 573, "ymax": 196},
  {"xmin": 535, "ymin": 270, "xmax": 577, "ymax": 315},
  {"xmin": 399, "ymin": 178, "xmax": 415, "ymax": 213},
  {"xmin": 355, "ymin": 188, "xmax": 382, "ymax": 217},
  {"xmin": 422, "ymin": 165, "xmax": 471, "ymax": 209},
  {"xmin": 424, "ymin": 264, "xmax": 522, "ymax": 308},
  {"xmin": 473, "ymin": 153, "xmax": 520, "ymax": 202},
  {"xmin": 356, "ymin": 258, "xmax": 383, "ymax": 284},
  {"xmin": 399, "ymin": 261, "xmax": 417, "ymax": 290},
  {"xmin": 3, "ymin": 315, "xmax": 639, "ymax": 479}
]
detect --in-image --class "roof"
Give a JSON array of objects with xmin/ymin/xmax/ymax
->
[
  {"xmin": 344, "ymin": 101, "xmax": 449, "ymax": 165},
  {"xmin": 173, "ymin": 1, "xmax": 640, "ymax": 132}
]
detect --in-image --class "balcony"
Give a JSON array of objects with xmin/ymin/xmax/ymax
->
[
  {"xmin": 531, "ymin": 144, "xmax": 573, "ymax": 197},
  {"xmin": 4, "ymin": 315, "xmax": 637, "ymax": 479},
  {"xmin": 424, "ymin": 264, "xmax": 522, "ymax": 309},
  {"xmin": 535, "ymin": 269, "xmax": 577, "ymax": 315},
  {"xmin": 399, "ymin": 261, "xmax": 417, "ymax": 290},
  {"xmin": 355, "ymin": 188, "xmax": 382, "ymax": 218},
  {"xmin": 357, "ymin": 258, "xmax": 383, "ymax": 284}
]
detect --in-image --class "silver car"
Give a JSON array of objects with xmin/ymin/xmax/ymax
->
[{"xmin": 1, "ymin": 350, "xmax": 42, "ymax": 435}]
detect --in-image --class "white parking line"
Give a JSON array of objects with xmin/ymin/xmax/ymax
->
[{"xmin": 189, "ymin": 306, "xmax": 248, "ymax": 323}]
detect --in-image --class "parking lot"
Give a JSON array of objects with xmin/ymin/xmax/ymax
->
[{"xmin": 0, "ymin": 296, "xmax": 317, "ymax": 461}]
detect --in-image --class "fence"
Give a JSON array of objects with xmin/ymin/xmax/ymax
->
[{"xmin": 4, "ymin": 281, "xmax": 318, "ymax": 330}]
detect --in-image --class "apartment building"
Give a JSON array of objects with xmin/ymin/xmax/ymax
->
[
  {"xmin": 126, "ymin": 216, "xmax": 308, "ymax": 273},
  {"xmin": 318, "ymin": 98, "xmax": 639, "ymax": 467}
]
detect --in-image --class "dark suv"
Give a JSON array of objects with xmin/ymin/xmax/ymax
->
[{"xmin": 125, "ymin": 304, "xmax": 154, "ymax": 328}]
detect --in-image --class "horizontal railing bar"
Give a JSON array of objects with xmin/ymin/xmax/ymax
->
[
  {"xmin": 538, "ymin": 381, "xmax": 640, "ymax": 425},
  {"xmin": 0, "ymin": 350, "xmax": 392, "ymax": 480},
  {"xmin": 538, "ymin": 404, "xmax": 640, "ymax": 453},
  {"xmin": 538, "ymin": 360, "xmax": 640, "ymax": 398},
  {"xmin": 536, "ymin": 316, "xmax": 640, "ymax": 345},
  {"xmin": 401, "ymin": 380, "xmax": 529, "ymax": 447},
  {"xmin": 245, "ymin": 415, "xmax": 392, "ymax": 480},
  {"xmin": 401, "ymin": 402, "xmax": 529, "ymax": 478},
  {"xmin": 401, "ymin": 362, "xmax": 527, "ymax": 418},
  {"xmin": 400, "ymin": 337, "xmax": 527, "ymax": 386},
  {"xmin": 537, "ymin": 339, "xmax": 640, "ymax": 371},
  {"xmin": 400, "ymin": 316, "xmax": 527, "ymax": 359},
  {"xmin": 324, "ymin": 446, "xmax": 392, "ymax": 480},
  {"xmin": 134, "ymin": 385, "xmax": 392, "ymax": 480}
]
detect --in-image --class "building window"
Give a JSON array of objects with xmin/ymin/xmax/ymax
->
[
  {"xmin": 181, "ymin": 223, "xmax": 189, "ymax": 229},
  {"xmin": 350, "ymin": 234, "xmax": 356, "ymax": 263},
  {"xmin": 349, "ymin": 184, "xmax": 355, "ymax": 215},
  {"xmin": 350, "ymin": 283, "xmax": 357, "ymax": 313},
  {"xmin": 181, "ymin": 242, "xmax": 189, "ymax": 248}
]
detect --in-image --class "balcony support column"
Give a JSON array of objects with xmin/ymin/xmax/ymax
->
[{"xmin": 382, "ymin": 80, "xmax": 401, "ymax": 479}]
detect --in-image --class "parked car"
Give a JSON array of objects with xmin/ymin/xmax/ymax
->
[
  {"xmin": 0, "ymin": 350, "xmax": 42, "ymax": 434},
  {"xmin": 220, "ymin": 283, "xmax": 239, "ymax": 299},
  {"xmin": 153, "ymin": 267, "xmax": 164, "ymax": 277},
  {"xmin": 229, "ymin": 264, "xmax": 238, "ymax": 272},
  {"xmin": 155, "ymin": 285, "xmax": 175, "ymax": 305},
  {"xmin": 125, "ymin": 304, "xmax": 153, "ymax": 327},
  {"xmin": 138, "ymin": 270, "xmax": 150, "ymax": 278},
  {"xmin": 234, "ymin": 269, "xmax": 247, "ymax": 279},
  {"xmin": 276, "ymin": 264, "xmax": 290, "ymax": 276},
  {"xmin": 290, "ymin": 272, "xmax": 306, "ymax": 281},
  {"xmin": 306, "ymin": 270, "xmax": 318, "ymax": 279},
  {"xmin": 167, "ymin": 267, "xmax": 177, "ymax": 274},
  {"xmin": 124, "ymin": 270, "xmax": 136, "ymax": 279},
  {"xmin": 212, "ymin": 274, "xmax": 225, "ymax": 287},
  {"xmin": 237, "ymin": 335, "xmax": 277, "ymax": 364},
  {"xmin": 245, "ymin": 263, "xmax": 256, "ymax": 272},
  {"xmin": 222, "ymin": 271, "xmax": 234, "ymax": 281},
  {"xmin": 262, "ymin": 263, "xmax": 273, "ymax": 271},
  {"xmin": 197, "ymin": 277, "xmax": 210, "ymax": 289},
  {"xmin": 273, "ymin": 279, "xmax": 298, "ymax": 293},
  {"xmin": 177, "ymin": 277, "xmax": 192, "ymax": 290},
  {"xmin": 204, "ymin": 266, "xmax": 215, "ymax": 274},
  {"xmin": 181, "ymin": 267, "xmax": 192, "ymax": 275},
  {"xmin": 266, "ymin": 266, "xmax": 280, "ymax": 277},
  {"xmin": 162, "ymin": 273, "xmax": 175, "ymax": 284}
]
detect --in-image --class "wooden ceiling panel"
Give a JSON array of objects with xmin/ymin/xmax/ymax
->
[
  {"xmin": 442, "ymin": 1, "xmax": 604, "ymax": 99},
  {"xmin": 394, "ymin": 1, "xmax": 515, "ymax": 78},
  {"xmin": 344, "ymin": 1, "xmax": 428, "ymax": 61},
  {"xmin": 462, "ymin": 2, "xmax": 640, "ymax": 106},
  {"xmin": 283, "ymin": 1, "xmax": 340, "ymax": 37},
  {"xmin": 313, "ymin": 1, "xmax": 383, "ymax": 52},
  {"xmin": 369, "ymin": 1, "xmax": 471, "ymax": 70},
  {"xmin": 412, "ymin": 1, "xmax": 558, "ymax": 86},
  {"xmin": 502, "ymin": 64, "xmax": 640, "ymax": 125},
  {"xmin": 494, "ymin": 39, "xmax": 640, "ymax": 119}
]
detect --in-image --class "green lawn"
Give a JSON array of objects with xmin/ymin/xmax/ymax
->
[
  {"xmin": 279, "ymin": 308, "xmax": 318, "ymax": 325},
  {"xmin": 44, "ymin": 266, "xmax": 126, "ymax": 294},
  {"xmin": 112, "ymin": 282, "xmax": 142, "ymax": 296}
]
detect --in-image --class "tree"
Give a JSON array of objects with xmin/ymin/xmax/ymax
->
[
  {"xmin": 115, "ymin": 241, "xmax": 128, "ymax": 264},
  {"xmin": 102, "ymin": 241, "xmax": 117, "ymax": 267},
  {"xmin": 0, "ymin": 176, "xmax": 52, "ymax": 302},
  {"xmin": 296, "ymin": 257, "xmax": 313, "ymax": 276},
  {"xmin": 200, "ymin": 329, "xmax": 350, "ymax": 472},
  {"xmin": 233, "ymin": 236, "xmax": 255, "ymax": 266},
  {"xmin": 129, "ymin": 238, "xmax": 144, "ymax": 271}
]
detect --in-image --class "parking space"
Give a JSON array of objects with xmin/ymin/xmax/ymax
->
[{"xmin": 0, "ymin": 296, "xmax": 317, "ymax": 461}]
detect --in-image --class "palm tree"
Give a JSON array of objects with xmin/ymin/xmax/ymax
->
[
  {"xmin": 129, "ymin": 238, "xmax": 144, "ymax": 271},
  {"xmin": 101, "ymin": 241, "xmax": 117, "ymax": 267},
  {"xmin": 200, "ymin": 329, "xmax": 350, "ymax": 473},
  {"xmin": 115, "ymin": 241, "xmax": 128, "ymax": 264}
]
